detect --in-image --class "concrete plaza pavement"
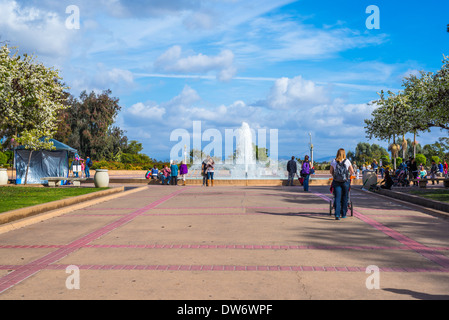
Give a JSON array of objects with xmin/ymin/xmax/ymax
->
[{"xmin": 0, "ymin": 184, "xmax": 449, "ymax": 300}]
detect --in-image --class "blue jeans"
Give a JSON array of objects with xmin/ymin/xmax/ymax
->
[
  {"xmin": 333, "ymin": 180, "xmax": 350, "ymax": 218},
  {"xmin": 287, "ymin": 172, "xmax": 295, "ymax": 186},
  {"xmin": 303, "ymin": 174, "xmax": 310, "ymax": 191},
  {"xmin": 85, "ymin": 167, "xmax": 90, "ymax": 178},
  {"xmin": 207, "ymin": 172, "xmax": 214, "ymax": 180},
  {"xmin": 161, "ymin": 175, "xmax": 170, "ymax": 185}
]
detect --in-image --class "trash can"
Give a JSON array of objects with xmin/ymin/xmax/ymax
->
[
  {"xmin": 0, "ymin": 168, "xmax": 8, "ymax": 185},
  {"xmin": 362, "ymin": 170, "xmax": 377, "ymax": 190},
  {"xmin": 94, "ymin": 169, "xmax": 109, "ymax": 188}
]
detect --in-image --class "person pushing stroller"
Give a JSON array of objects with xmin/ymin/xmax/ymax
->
[{"xmin": 330, "ymin": 148, "xmax": 355, "ymax": 220}]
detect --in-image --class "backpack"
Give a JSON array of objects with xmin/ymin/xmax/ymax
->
[
  {"xmin": 333, "ymin": 159, "xmax": 349, "ymax": 182},
  {"xmin": 301, "ymin": 162, "xmax": 310, "ymax": 176}
]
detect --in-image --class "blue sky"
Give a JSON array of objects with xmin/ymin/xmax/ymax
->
[{"xmin": 1, "ymin": 0, "xmax": 448, "ymax": 161}]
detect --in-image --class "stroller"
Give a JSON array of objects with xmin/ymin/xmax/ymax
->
[
  {"xmin": 329, "ymin": 181, "xmax": 354, "ymax": 217},
  {"xmin": 393, "ymin": 168, "xmax": 410, "ymax": 187}
]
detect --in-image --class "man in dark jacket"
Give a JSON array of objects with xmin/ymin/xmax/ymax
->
[
  {"xmin": 85, "ymin": 156, "xmax": 93, "ymax": 178},
  {"xmin": 287, "ymin": 156, "xmax": 297, "ymax": 186}
]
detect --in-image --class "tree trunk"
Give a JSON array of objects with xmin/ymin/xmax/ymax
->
[
  {"xmin": 413, "ymin": 131, "xmax": 416, "ymax": 158},
  {"xmin": 24, "ymin": 150, "xmax": 33, "ymax": 185},
  {"xmin": 393, "ymin": 135, "xmax": 397, "ymax": 171}
]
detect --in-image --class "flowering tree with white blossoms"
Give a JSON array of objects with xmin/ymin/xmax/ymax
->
[{"xmin": 0, "ymin": 44, "xmax": 68, "ymax": 184}]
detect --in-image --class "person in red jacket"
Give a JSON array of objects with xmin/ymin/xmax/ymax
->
[{"xmin": 444, "ymin": 160, "xmax": 448, "ymax": 177}]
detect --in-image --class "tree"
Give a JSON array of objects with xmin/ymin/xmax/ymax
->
[
  {"xmin": 365, "ymin": 89, "xmax": 423, "ymax": 169},
  {"xmin": 0, "ymin": 45, "xmax": 68, "ymax": 183},
  {"xmin": 123, "ymin": 140, "xmax": 143, "ymax": 155},
  {"xmin": 55, "ymin": 90, "xmax": 125, "ymax": 160},
  {"xmin": 400, "ymin": 57, "xmax": 449, "ymax": 133},
  {"xmin": 421, "ymin": 56, "xmax": 449, "ymax": 132},
  {"xmin": 353, "ymin": 142, "xmax": 388, "ymax": 166},
  {"xmin": 422, "ymin": 142, "xmax": 445, "ymax": 164},
  {"xmin": 365, "ymin": 57, "xmax": 449, "ymax": 169},
  {"xmin": 415, "ymin": 154, "xmax": 427, "ymax": 167}
]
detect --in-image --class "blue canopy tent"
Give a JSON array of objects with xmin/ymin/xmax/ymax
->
[{"xmin": 15, "ymin": 138, "xmax": 78, "ymax": 184}]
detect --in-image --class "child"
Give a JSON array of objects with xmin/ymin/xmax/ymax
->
[{"xmin": 80, "ymin": 159, "xmax": 85, "ymax": 178}]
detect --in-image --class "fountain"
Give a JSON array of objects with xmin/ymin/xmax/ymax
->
[
  {"xmin": 232, "ymin": 122, "xmax": 257, "ymax": 178},
  {"xmin": 187, "ymin": 122, "xmax": 287, "ymax": 181}
]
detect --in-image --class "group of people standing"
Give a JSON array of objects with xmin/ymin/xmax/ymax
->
[
  {"xmin": 147, "ymin": 161, "xmax": 189, "ymax": 186},
  {"xmin": 146, "ymin": 156, "xmax": 216, "ymax": 187},
  {"xmin": 201, "ymin": 156, "xmax": 215, "ymax": 187},
  {"xmin": 70, "ymin": 155, "xmax": 93, "ymax": 178},
  {"xmin": 286, "ymin": 155, "xmax": 312, "ymax": 191}
]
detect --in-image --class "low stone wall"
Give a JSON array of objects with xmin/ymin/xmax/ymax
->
[
  {"xmin": 103, "ymin": 177, "xmax": 366, "ymax": 186},
  {"xmin": 375, "ymin": 188, "xmax": 449, "ymax": 215}
]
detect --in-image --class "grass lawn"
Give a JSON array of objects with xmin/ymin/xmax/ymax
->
[
  {"xmin": 410, "ymin": 189, "xmax": 449, "ymax": 203},
  {"xmin": 0, "ymin": 187, "xmax": 108, "ymax": 214}
]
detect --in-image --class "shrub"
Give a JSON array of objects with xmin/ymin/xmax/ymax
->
[
  {"xmin": 415, "ymin": 154, "xmax": 427, "ymax": 167},
  {"xmin": 431, "ymin": 155, "xmax": 441, "ymax": 164},
  {"xmin": 0, "ymin": 151, "xmax": 7, "ymax": 167}
]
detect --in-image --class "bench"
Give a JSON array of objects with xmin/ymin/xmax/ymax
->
[
  {"xmin": 410, "ymin": 178, "xmax": 449, "ymax": 188},
  {"xmin": 41, "ymin": 177, "xmax": 87, "ymax": 187}
]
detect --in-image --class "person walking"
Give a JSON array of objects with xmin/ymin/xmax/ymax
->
[
  {"xmin": 170, "ymin": 161, "xmax": 179, "ymax": 185},
  {"xmin": 300, "ymin": 155, "xmax": 311, "ymax": 192},
  {"xmin": 330, "ymin": 148, "xmax": 354, "ymax": 220},
  {"xmin": 286, "ymin": 156, "xmax": 297, "ymax": 186},
  {"xmin": 179, "ymin": 161, "xmax": 188, "ymax": 186}
]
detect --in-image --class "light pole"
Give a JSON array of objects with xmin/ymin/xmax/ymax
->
[{"xmin": 309, "ymin": 133, "xmax": 314, "ymax": 168}]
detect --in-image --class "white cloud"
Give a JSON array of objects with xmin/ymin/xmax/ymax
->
[
  {"xmin": 154, "ymin": 45, "xmax": 237, "ymax": 81},
  {"xmin": 127, "ymin": 102, "xmax": 166, "ymax": 121},
  {"xmin": 266, "ymin": 76, "xmax": 330, "ymax": 109},
  {"xmin": 0, "ymin": 0, "xmax": 74, "ymax": 59},
  {"xmin": 183, "ymin": 11, "xmax": 215, "ymax": 30}
]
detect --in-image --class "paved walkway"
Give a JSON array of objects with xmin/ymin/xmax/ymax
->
[{"xmin": 0, "ymin": 185, "xmax": 449, "ymax": 300}]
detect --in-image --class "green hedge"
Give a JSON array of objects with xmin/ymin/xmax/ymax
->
[{"xmin": 90, "ymin": 160, "xmax": 168, "ymax": 171}]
